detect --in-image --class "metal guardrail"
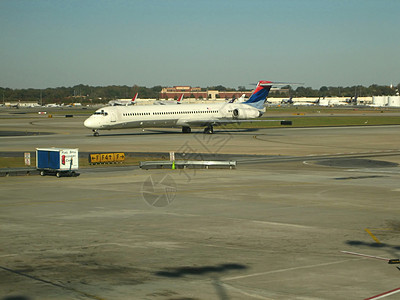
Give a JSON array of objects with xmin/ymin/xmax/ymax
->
[{"xmin": 139, "ymin": 160, "xmax": 236, "ymax": 170}]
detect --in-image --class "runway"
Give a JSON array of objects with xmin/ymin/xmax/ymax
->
[
  {"xmin": 1, "ymin": 112, "xmax": 400, "ymax": 299},
  {"xmin": 1, "ymin": 113, "xmax": 400, "ymax": 156}
]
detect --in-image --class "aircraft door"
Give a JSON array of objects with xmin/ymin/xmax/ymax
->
[{"xmin": 110, "ymin": 112, "xmax": 116, "ymax": 122}]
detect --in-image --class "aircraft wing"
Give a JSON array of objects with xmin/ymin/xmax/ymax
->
[{"xmin": 177, "ymin": 118, "xmax": 292, "ymax": 127}]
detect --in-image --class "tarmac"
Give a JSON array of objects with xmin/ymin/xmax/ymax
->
[{"xmin": 1, "ymin": 109, "xmax": 400, "ymax": 300}]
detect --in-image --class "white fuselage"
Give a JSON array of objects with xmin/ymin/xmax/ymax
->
[{"xmin": 84, "ymin": 102, "xmax": 262, "ymax": 130}]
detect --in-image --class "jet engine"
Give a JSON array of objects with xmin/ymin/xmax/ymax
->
[{"xmin": 232, "ymin": 108, "xmax": 261, "ymax": 119}]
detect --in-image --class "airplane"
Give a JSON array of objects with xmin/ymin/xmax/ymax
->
[
  {"xmin": 292, "ymin": 99, "xmax": 317, "ymax": 106},
  {"xmin": 108, "ymin": 93, "xmax": 138, "ymax": 106},
  {"xmin": 84, "ymin": 80, "xmax": 292, "ymax": 136},
  {"xmin": 286, "ymin": 97, "xmax": 318, "ymax": 106},
  {"xmin": 45, "ymin": 103, "xmax": 61, "ymax": 108},
  {"xmin": 281, "ymin": 97, "xmax": 293, "ymax": 104},
  {"xmin": 153, "ymin": 94, "xmax": 184, "ymax": 105},
  {"xmin": 318, "ymin": 97, "xmax": 349, "ymax": 106}
]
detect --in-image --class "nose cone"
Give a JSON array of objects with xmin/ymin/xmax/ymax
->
[{"xmin": 84, "ymin": 117, "xmax": 97, "ymax": 129}]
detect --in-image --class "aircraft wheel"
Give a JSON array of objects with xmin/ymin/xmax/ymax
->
[
  {"xmin": 93, "ymin": 131, "xmax": 99, "ymax": 137},
  {"xmin": 182, "ymin": 126, "xmax": 191, "ymax": 133},
  {"xmin": 204, "ymin": 126, "xmax": 214, "ymax": 134}
]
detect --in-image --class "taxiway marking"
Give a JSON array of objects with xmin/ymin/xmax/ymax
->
[
  {"xmin": 365, "ymin": 228, "xmax": 382, "ymax": 244},
  {"xmin": 223, "ymin": 259, "xmax": 353, "ymax": 281},
  {"xmin": 364, "ymin": 287, "xmax": 400, "ymax": 300}
]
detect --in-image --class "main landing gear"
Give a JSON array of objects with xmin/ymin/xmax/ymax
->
[
  {"xmin": 182, "ymin": 126, "xmax": 192, "ymax": 133},
  {"xmin": 203, "ymin": 125, "xmax": 214, "ymax": 134},
  {"xmin": 92, "ymin": 129, "xmax": 99, "ymax": 137},
  {"xmin": 182, "ymin": 126, "xmax": 214, "ymax": 134}
]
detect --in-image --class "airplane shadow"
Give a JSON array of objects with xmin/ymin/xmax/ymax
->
[
  {"xmin": 346, "ymin": 240, "xmax": 400, "ymax": 251},
  {"xmin": 87, "ymin": 128, "xmax": 260, "ymax": 137},
  {"xmin": 88, "ymin": 130, "xmax": 178, "ymax": 137},
  {"xmin": 345, "ymin": 240, "xmax": 400, "ymax": 259},
  {"xmin": 1, "ymin": 296, "xmax": 32, "ymax": 300},
  {"xmin": 147, "ymin": 128, "xmax": 261, "ymax": 134},
  {"xmin": 154, "ymin": 263, "xmax": 248, "ymax": 300},
  {"xmin": 154, "ymin": 263, "xmax": 247, "ymax": 278}
]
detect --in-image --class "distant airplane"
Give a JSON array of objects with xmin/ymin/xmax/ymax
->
[
  {"xmin": 10, "ymin": 101, "xmax": 21, "ymax": 108},
  {"xmin": 281, "ymin": 97, "xmax": 319, "ymax": 106},
  {"xmin": 281, "ymin": 97, "xmax": 293, "ymax": 104},
  {"xmin": 108, "ymin": 93, "xmax": 138, "ymax": 106},
  {"xmin": 292, "ymin": 100, "xmax": 317, "ymax": 106},
  {"xmin": 84, "ymin": 80, "xmax": 292, "ymax": 136},
  {"xmin": 153, "ymin": 94, "xmax": 184, "ymax": 105},
  {"xmin": 45, "ymin": 103, "xmax": 61, "ymax": 108},
  {"xmin": 318, "ymin": 97, "xmax": 349, "ymax": 106}
]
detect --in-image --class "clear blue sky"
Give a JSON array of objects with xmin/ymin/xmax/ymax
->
[{"xmin": 1, "ymin": 0, "xmax": 399, "ymax": 89}]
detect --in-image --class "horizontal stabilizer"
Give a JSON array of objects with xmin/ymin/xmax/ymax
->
[{"xmin": 258, "ymin": 81, "xmax": 304, "ymax": 87}]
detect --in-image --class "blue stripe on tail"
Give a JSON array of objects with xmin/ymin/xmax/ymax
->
[{"xmin": 244, "ymin": 83, "xmax": 272, "ymax": 110}]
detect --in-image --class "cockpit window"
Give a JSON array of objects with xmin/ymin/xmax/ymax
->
[{"xmin": 94, "ymin": 110, "xmax": 108, "ymax": 116}]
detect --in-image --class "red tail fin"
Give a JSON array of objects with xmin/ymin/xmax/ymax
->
[
  {"xmin": 177, "ymin": 94, "xmax": 184, "ymax": 103},
  {"xmin": 132, "ymin": 93, "xmax": 138, "ymax": 103}
]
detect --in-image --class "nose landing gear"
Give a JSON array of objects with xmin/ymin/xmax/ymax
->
[{"xmin": 93, "ymin": 130, "xmax": 99, "ymax": 137}]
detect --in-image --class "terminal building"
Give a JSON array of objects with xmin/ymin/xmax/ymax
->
[
  {"xmin": 159, "ymin": 86, "xmax": 395, "ymax": 106},
  {"xmin": 160, "ymin": 86, "xmax": 253, "ymax": 100}
]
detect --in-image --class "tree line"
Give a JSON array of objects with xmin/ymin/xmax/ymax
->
[
  {"xmin": 0, "ymin": 85, "xmax": 163, "ymax": 105},
  {"xmin": 1, "ymin": 83, "xmax": 399, "ymax": 104},
  {"xmin": 273, "ymin": 84, "xmax": 399, "ymax": 98}
]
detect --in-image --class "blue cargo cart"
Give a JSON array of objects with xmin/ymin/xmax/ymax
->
[{"xmin": 36, "ymin": 148, "xmax": 79, "ymax": 177}]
